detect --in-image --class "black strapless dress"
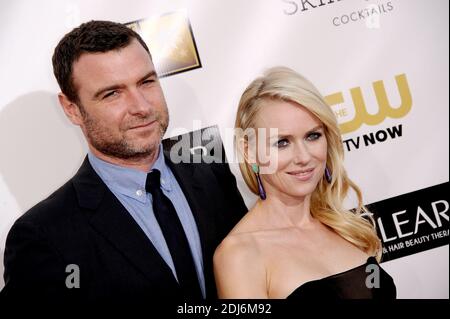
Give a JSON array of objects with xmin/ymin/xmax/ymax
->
[{"xmin": 286, "ymin": 257, "xmax": 396, "ymax": 299}]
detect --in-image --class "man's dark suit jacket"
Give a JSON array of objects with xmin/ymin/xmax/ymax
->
[{"xmin": 1, "ymin": 152, "xmax": 247, "ymax": 304}]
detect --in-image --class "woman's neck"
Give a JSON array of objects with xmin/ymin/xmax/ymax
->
[{"xmin": 254, "ymin": 193, "xmax": 318, "ymax": 230}]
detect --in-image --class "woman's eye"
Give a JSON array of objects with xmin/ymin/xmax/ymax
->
[
  {"xmin": 306, "ymin": 132, "xmax": 322, "ymax": 141},
  {"xmin": 276, "ymin": 139, "xmax": 289, "ymax": 148}
]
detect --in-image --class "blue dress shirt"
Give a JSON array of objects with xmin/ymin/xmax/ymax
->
[{"xmin": 88, "ymin": 145, "xmax": 206, "ymax": 298}]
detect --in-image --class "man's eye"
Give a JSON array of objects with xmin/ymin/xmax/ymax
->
[
  {"xmin": 143, "ymin": 79, "xmax": 156, "ymax": 85},
  {"xmin": 103, "ymin": 91, "xmax": 118, "ymax": 99}
]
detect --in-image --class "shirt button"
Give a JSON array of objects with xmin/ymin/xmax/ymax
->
[{"xmin": 136, "ymin": 189, "xmax": 143, "ymax": 196}]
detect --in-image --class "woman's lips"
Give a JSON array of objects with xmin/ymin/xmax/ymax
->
[{"xmin": 287, "ymin": 168, "xmax": 315, "ymax": 181}]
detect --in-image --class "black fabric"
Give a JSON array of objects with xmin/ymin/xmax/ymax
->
[
  {"xmin": 1, "ymin": 152, "xmax": 248, "ymax": 304},
  {"xmin": 145, "ymin": 169, "xmax": 202, "ymax": 300},
  {"xmin": 286, "ymin": 257, "xmax": 397, "ymax": 300}
]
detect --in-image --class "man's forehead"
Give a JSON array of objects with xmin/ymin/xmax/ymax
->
[{"xmin": 71, "ymin": 42, "xmax": 155, "ymax": 90}]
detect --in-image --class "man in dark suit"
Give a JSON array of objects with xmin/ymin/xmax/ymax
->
[{"xmin": 1, "ymin": 20, "xmax": 247, "ymax": 304}]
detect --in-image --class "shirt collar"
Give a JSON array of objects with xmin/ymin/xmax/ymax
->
[
  {"xmin": 151, "ymin": 144, "xmax": 172, "ymax": 192},
  {"xmin": 88, "ymin": 144, "xmax": 172, "ymax": 203}
]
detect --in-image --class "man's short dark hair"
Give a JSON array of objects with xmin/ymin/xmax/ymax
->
[{"xmin": 52, "ymin": 20, "xmax": 151, "ymax": 103}]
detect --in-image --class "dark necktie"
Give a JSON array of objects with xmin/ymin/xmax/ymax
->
[{"xmin": 145, "ymin": 169, "xmax": 203, "ymax": 299}]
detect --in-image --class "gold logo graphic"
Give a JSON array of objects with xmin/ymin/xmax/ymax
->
[
  {"xmin": 325, "ymin": 74, "xmax": 412, "ymax": 134},
  {"xmin": 126, "ymin": 11, "xmax": 201, "ymax": 77}
]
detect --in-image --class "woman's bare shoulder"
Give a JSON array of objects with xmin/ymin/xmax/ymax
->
[
  {"xmin": 213, "ymin": 218, "xmax": 269, "ymax": 298},
  {"xmin": 214, "ymin": 229, "xmax": 260, "ymax": 262}
]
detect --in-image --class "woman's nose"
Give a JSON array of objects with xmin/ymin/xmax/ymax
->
[{"xmin": 293, "ymin": 142, "xmax": 312, "ymax": 165}]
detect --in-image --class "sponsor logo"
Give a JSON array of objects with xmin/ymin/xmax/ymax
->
[
  {"xmin": 332, "ymin": 1, "xmax": 394, "ymax": 27},
  {"xmin": 282, "ymin": 0, "xmax": 344, "ymax": 15},
  {"xmin": 325, "ymin": 74, "xmax": 412, "ymax": 134},
  {"xmin": 281, "ymin": 0, "xmax": 395, "ymax": 29},
  {"xmin": 342, "ymin": 124, "xmax": 403, "ymax": 152},
  {"xmin": 366, "ymin": 182, "xmax": 449, "ymax": 262},
  {"xmin": 325, "ymin": 73, "xmax": 412, "ymax": 152},
  {"xmin": 126, "ymin": 11, "xmax": 201, "ymax": 78}
]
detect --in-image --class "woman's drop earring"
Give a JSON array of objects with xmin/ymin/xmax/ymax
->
[
  {"xmin": 252, "ymin": 164, "xmax": 266, "ymax": 200},
  {"xmin": 325, "ymin": 166, "xmax": 332, "ymax": 184}
]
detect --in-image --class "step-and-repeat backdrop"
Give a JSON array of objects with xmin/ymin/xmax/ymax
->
[{"xmin": 0, "ymin": 0, "xmax": 448, "ymax": 298}]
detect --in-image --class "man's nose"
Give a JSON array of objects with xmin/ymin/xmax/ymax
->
[{"xmin": 127, "ymin": 89, "xmax": 152, "ymax": 115}]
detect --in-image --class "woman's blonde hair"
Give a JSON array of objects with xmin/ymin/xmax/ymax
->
[{"xmin": 235, "ymin": 66, "xmax": 382, "ymax": 260}]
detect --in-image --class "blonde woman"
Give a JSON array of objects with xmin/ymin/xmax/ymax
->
[{"xmin": 213, "ymin": 67, "xmax": 396, "ymax": 299}]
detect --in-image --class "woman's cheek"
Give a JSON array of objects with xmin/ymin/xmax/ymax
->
[{"xmin": 260, "ymin": 149, "xmax": 291, "ymax": 174}]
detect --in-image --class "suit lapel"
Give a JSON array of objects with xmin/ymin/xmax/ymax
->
[{"xmin": 72, "ymin": 157, "xmax": 179, "ymax": 287}]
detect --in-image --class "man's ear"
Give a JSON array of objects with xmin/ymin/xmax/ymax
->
[{"xmin": 58, "ymin": 93, "xmax": 84, "ymax": 126}]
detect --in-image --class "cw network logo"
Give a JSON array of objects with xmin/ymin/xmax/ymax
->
[{"xmin": 325, "ymin": 73, "xmax": 412, "ymax": 152}]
